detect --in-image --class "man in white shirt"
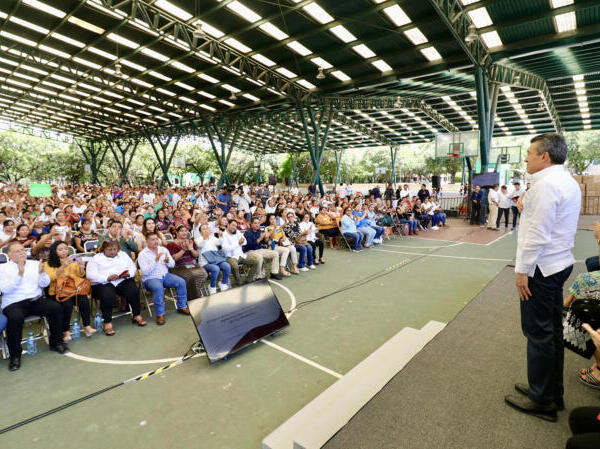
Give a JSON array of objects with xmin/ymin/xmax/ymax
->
[
  {"xmin": 338, "ymin": 184, "xmax": 347, "ymax": 198},
  {"xmin": 138, "ymin": 233, "xmax": 188, "ymax": 325},
  {"xmin": 510, "ymin": 181, "xmax": 525, "ymax": 230},
  {"xmin": 220, "ymin": 219, "xmax": 260, "ymax": 285},
  {"xmin": 505, "ymin": 133, "xmax": 581, "ymax": 422},
  {"xmin": 487, "ymin": 184, "xmax": 500, "ymax": 230},
  {"xmin": 0, "ymin": 242, "xmax": 67, "ymax": 371},
  {"xmin": 496, "ymin": 185, "xmax": 511, "ymax": 229}
]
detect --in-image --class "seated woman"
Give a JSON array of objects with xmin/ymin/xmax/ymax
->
[
  {"xmin": 340, "ymin": 206, "xmax": 363, "ymax": 252},
  {"xmin": 135, "ymin": 217, "xmax": 168, "ymax": 251},
  {"xmin": 12, "ymin": 224, "xmax": 36, "ymax": 249},
  {"xmin": 265, "ymin": 214, "xmax": 295, "ymax": 275},
  {"xmin": 196, "ymin": 224, "xmax": 231, "ymax": 295},
  {"xmin": 86, "ymin": 239, "xmax": 146, "ymax": 335},
  {"xmin": 315, "ymin": 206, "xmax": 340, "ymax": 249},
  {"xmin": 72, "ymin": 219, "xmax": 98, "ymax": 253},
  {"xmin": 235, "ymin": 209, "xmax": 249, "ymax": 232},
  {"xmin": 412, "ymin": 199, "xmax": 431, "ymax": 230},
  {"xmin": 253, "ymin": 204, "xmax": 267, "ymax": 225},
  {"xmin": 155, "ymin": 208, "xmax": 173, "ymax": 233},
  {"xmin": 431, "ymin": 200, "xmax": 448, "ymax": 228},
  {"xmin": 283, "ymin": 212, "xmax": 314, "ymax": 271},
  {"xmin": 45, "ymin": 241, "xmax": 94, "ymax": 341},
  {"xmin": 353, "ymin": 205, "xmax": 376, "ymax": 248},
  {"xmin": 300, "ymin": 213, "xmax": 324, "ymax": 265},
  {"xmin": 166, "ymin": 225, "xmax": 208, "ymax": 300},
  {"xmin": 563, "ymin": 272, "xmax": 600, "ymax": 389},
  {"xmin": 0, "ymin": 219, "xmax": 16, "ymax": 247},
  {"xmin": 32, "ymin": 224, "xmax": 62, "ymax": 262}
]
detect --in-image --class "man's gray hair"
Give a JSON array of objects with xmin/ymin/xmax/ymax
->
[{"xmin": 530, "ymin": 133, "xmax": 567, "ymax": 165}]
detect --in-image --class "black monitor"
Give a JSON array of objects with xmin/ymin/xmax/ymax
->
[{"xmin": 188, "ymin": 279, "xmax": 289, "ymax": 363}]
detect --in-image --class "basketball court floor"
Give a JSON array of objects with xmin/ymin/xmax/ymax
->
[{"xmin": 1, "ymin": 218, "xmax": 597, "ymax": 449}]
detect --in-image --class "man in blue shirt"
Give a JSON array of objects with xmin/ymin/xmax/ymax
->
[
  {"xmin": 215, "ymin": 186, "xmax": 232, "ymax": 213},
  {"xmin": 243, "ymin": 218, "xmax": 282, "ymax": 280}
]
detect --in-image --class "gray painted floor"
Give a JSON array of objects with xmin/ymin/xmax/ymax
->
[{"xmin": 324, "ymin": 264, "xmax": 600, "ymax": 449}]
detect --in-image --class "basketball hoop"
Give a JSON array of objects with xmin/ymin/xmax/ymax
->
[{"xmin": 448, "ymin": 152, "xmax": 460, "ymax": 159}]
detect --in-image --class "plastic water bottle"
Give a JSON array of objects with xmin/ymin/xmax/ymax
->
[
  {"xmin": 94, "ymin": 313, "xmax": 103, "ymax": 333},
  {"xmin": 71, "ymin": 318, "xmax": 81, "ymax": 340},
  {"xmin": 26, "ymin": 332, "xmax": 37, "ymax": 355}
]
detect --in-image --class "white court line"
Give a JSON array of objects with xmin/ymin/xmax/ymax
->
[
  {"xmin": 373, "ymin": 247, "xmax": 513, "ymax": 262},
  {"xmin": 485, "ymin": 230, "xmax": 514, "ymax": 246},
  {"xmin": 384, "ymin": 242, "xmax": 463, "ymax": 249},
  {"xmin": 261, "ymin": 340, "xmax": 343, "ymax": 379},
  {"xmin": 269, "ymin": 280, "xmax": 297, "ymax": 319}
]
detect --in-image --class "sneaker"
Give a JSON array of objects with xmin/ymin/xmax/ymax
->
[
  {"xmin": 431, "ymin": 226, "xmax": 439, "ymax": 230},
  {"xmin": 208, "ymin": 287, "xmax": 217, "ymax": 295},
  {"xmin": 308, "ymin": 265, "xmax": 317, "ymax": 270},
  {"xmin": 218, "ymin": 282, "xmax": 230, "ymax": 291},
  {"xmin": 300, "ymin": 267, "xmax": 310, "ymax": 272},
  {"xmin": 352, "ymin": 249, "xmax": 362, "ymax": 253}
]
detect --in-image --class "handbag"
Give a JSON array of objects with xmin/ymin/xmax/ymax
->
[
  {"xmin": 203, "ymin": 250, "xmax": 227, "ymax": 265},
  {"xmin": 56, "ymin": 275, "xmax": 91, "ymax": 303},
  {"xmin": 294, "ymin": 235, "xmax": 308, "ymax": 246}
]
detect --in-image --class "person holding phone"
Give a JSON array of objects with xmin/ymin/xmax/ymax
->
[{"xmin": 86, "ymin": 239, "xmax": 146, "ymax": 335}]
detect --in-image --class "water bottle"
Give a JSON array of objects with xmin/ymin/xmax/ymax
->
[
  {"xmin": 94, "ymin": 313, "xmax": 103, "ymax": 333},
  {"xmin": 71, "ymin": 319, "xmax": 81, "ymax": 340},
  {"xmin": 26, "ymin": 332, "xmax": 37, "ymax": 355}
]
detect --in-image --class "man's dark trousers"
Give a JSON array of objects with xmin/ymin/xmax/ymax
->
[
  {"xmin": 470, "ymin": 203, "xmax": 480, "ymax": 225},
  {"xmin": 511, "ymin": 205, "xmax": 520, "ymax": 228},
  {"xmin": 585, "ymin": 256, "xmax": 600, "ymax": 272},
  {"xmin": 520, "ymin": 265, "xmax": 572, "ymax": 405}
]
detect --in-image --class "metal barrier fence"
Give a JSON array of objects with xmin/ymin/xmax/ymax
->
[
  {"xmin": 439, "ymin": 195, "xmax": 467, "ymax": 217},
  {"xmin": 582, "ymin": 196, "xmax": 600, "ymax": 215}
]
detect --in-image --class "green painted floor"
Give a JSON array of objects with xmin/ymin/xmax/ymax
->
[{"xmin": 1, "ymin": 227, "xmax": 596, "ymax": 449}]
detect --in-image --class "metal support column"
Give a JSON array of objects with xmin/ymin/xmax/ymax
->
[
  {"xmin": 77, "ymin": 140, "xmax": 109, "ymax": 185},
  {"xmin": 297, "ymin": 104, "xmax": 334, "ymax": 196},
  {"xmin": 390, "ymin": 146, "xmax": 399, "ymax": 188},
  {"xmin": 107, "ymin": 138, "xmax": 139, "ymax": 186},
  {"xmin": 255, "ymin": 156, "xmax": 263, "ymax": 184},
  {"xmin": 475, "ymin": 66, "xmax": 491, "ymax": 173},
  {"xmin": 145, "ymin": 134, "xmax": 181, "ymax": 187},
  {"xmin": 291, "ymin": 153, "xmax": 299, "ymax": 187},
  {"xmin": 202, "ymin": 120, "xmax": 240, "ymax": 188},
  {"xmin": 334, "ymin": 149, "xmax": 344, "ymax": 185}
]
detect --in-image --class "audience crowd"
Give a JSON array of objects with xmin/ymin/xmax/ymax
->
[{"xmin": 0, "ymin": 181, "xmax": 441, "ymax": 371}]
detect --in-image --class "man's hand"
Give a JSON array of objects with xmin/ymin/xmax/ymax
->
[
  {"xmin": 593, "ymin": 221, "xmax": 600, "ymax": 240},
  {"xmin": 155, "ymin": 253, "xmax": 163, "ymax": 262},
  {"xmin": 239, "ymin": 237, "xmax": 245, "ymax": 245},
  {"xmin": 582, "ymin": 324, "xmax": 600, "ymax": 350},
  {"xmin": 107, "ymin": 274, "xmax": 120, "ymax": 281},
  {"xmin": 516, "ymin": 272, "xmax": 532, "ymax": 301},
  {"xmin": 517, "ymin": 193, "xmax": 525, "ymax": 213}
]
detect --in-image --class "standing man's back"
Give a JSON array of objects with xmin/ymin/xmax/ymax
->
[{"xmin": 506, "ymin": 133, "xmax": 581, "ymax": 423}]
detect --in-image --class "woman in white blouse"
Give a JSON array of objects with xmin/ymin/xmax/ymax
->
[
  {"xmin": 195, "ymin": 224, "xmax": 231, "ymax": 295},
  {"xmin": 300, "ymin": 213, "xmax": 324, "ymax": 265},
  {"xmin": 86, "ymin": 239, "xmax": 146, "ymax": 335}
]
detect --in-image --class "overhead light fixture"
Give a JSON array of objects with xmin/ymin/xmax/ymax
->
[
  {"xmin": 514, "ymin": 75, "xmax": 521, "ymax": 86},
  {"xmin": 229, "ymin": 91, "xmax": 237, "ymax": 100},
  {"xmin": 193, "ymin": 22, "xmax": 207, "ymax": 39},
  {"xmin": 465, "ymin": 24, "xmax": 478, "ymax": 42},
  {"xmin": 316, "ymin": 67, "xmax": 325, "ymax": 79},
  {"xmin": 537, "ymin": 102, "xmax": 545, "ymax": 112},
  {"xmin": 114, "ymin": 62, "xmax": 123, "ymax": 77}
]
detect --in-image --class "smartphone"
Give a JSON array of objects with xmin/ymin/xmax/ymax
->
[{"xmin": 119, "ymin": 270, "xmax": 129, "ymax": 277}]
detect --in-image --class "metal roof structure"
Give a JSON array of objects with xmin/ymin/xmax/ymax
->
[{"xmin": 0, "ymin": 0, "xmax": 599, "ymax": 186}]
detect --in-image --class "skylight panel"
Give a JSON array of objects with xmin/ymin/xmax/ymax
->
[
  {"xmin": 331, "ymin": 70, "xmax": 351, "ymax": 82},
  {"xmin": 459, "ymin": 0, "xmax": 480, "ymax": 5},
  {"xmin": 554, "ymin": 12, "xmax": 576, "ymax": 32},
  {"xmin": 352, "ymin": 44, "xmax": 376, "ymax": 59},
  {"xmin": 372, "ymin": 59, "xmax": 393, "ymax": 72},
  {"xmin": 199, "ymin": 73, "xmax": 220, "ymax": 84},
  {"xmin": 39, "ymin": 45, "xmax": 71, "ymax": 59},
  {"xmin": 480, "ymin": 31, "xmax": 503, "ymax": 48},
  {"xmin": 224, "ymin": 38, "xmax": 252, "ymax": 53},
  {"xmin": 227, "ymin": 1, "xmax": 262, "ymax": 23},
  {"xmin": 73, "ymin": 57, "xmax": 101, "ymax": 70},
  {"xmin": 51, "ymin": 32, "xmax": 85, "ymax": 48},
  {"xmin": 121, "ymin": 59, "xmax": 146, "ymax": 71},
  {"xmin": 170, "ymin": 61, "xmax": 195, "ymax": 73},
  {"xmin": 23, "ymin": 0, "xmax": 65, "ymax": 18},
  {"xmin": 88, "ymin": 47, "xmax": 116, "ymax": 60},
  {"xmin": 251, "ymin": 54, "xmax": 276, "ymax": 67},
  {"xmin": 383, "ymin": 5, "xmax": 411, "ymax": 27},
  {"xmin": 175, "ymin": 81, "xmax": 194, "ymax": 91},
  {"xmin": 131, "ymin": 78, "xmax": 153, "ymax": 88},
  {"xmin": 200, "ymin": 104, "xmax": 216, "ymax": 112},
  {"xmin": 276, "ymin": 67, "xmax": 298, "ymax": 78},
  {"xmin": 140, "ymin": 49, "xmax": 169, "ymax": 63},
  {"xmin": 311, "ymin": 57, "xmax": 333, "ymax": 69},
  {"xmin": 287, "ymin": 41, "xmax": 312, "ymax": 56},
  {"xmin": 404, "ymin": 28, "xmax": 428, "ymax": 45},
  {"xmin": 198, "ymin": 91, "xmax": 215, "ymax": 99},
  {"xmin": 259, "ymin": 22, "xmax": 289, "ymax": 41},
  {"xmin": 330, "ymin": 25, "xmax": 357, "ymax": 43},
  {"xmin": 468, "ymin": 8, "xmax": 493, "ymax": 28},
  {"xmin": 303, "ymin": 2, "xmax": 334, "ymax": 24},
  {"xmin": 297, "ymin": 79, "xmax": 316, "ymax": 89},
  {"xmin": 420, "ymin": 46, "xmax": 442, "ymax": 61},
  {"xmin": 573, "ymin": 74, "xmax": 584, "ymax": 81},
  {"xmin": 243, "ymin": 93, "xmax": 260, "ymax": 102},
  {"xmin": 0, "ymin": 31, "xmax": 36, "ymax": 47},
  {"xmin": 10, "ymin": 16, "xmax": 49, "ymax": 34},
  {"xmin": 107, "ymin": 33, "xmax": 138, "ymax": 49},
  {"xmin": 67, "ymin": 16, "xmax": 104, "ymax": 34},
  {"xmin": 222, "ymin": 84, "xmax": 241, "ymax": 93},
  {"xmin": 551, "ymin": 0, "xmax": 574, "ymax": 7},
  {"xmin": 154, "ymin": 0, "xmax": 192, "ymax": 21}
]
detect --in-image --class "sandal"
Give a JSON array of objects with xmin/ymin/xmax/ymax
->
[
  {"xmin": 579, "ymin": 364, "xmax": 596, "ymax": 375},
  {"xmin": 319, "ymin": 259, "xmax": 325, "ymax": 264},
  {"xmin": 131, "ymin": 316, "xmax": 147, "ymax": 327},
  {"xmin": 103, "ymin": 323, "xmax": 115, "ymax": 336},
  {"xmin": 579, "ymin": 371, "xmax": 600, "ymax": 390}
]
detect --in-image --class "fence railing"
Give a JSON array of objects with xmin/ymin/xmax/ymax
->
[
  {"xmin": 582, "ymin": 196, "xmax": 600, "ymax": 215},
  {"xmin": 439, "ymin": 195, "xmax": 467, "ymax": 216}
]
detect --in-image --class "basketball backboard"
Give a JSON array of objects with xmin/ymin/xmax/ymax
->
[
  {"xmin": 435, "ymin": 131, "xmax": 480, "ymax": 159},
  {"xmin": 489, "ymin": 146, "xmax": 522, "ymax": 166}
]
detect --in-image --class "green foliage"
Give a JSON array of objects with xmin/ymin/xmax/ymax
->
[{"xmin": 565, "ymin": 131, "xmax": 600, "ymax": 174}]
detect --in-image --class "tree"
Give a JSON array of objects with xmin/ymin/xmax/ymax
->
[
  {"xmin": 184, "ymin": 143, "xmax": 217, "ymax": 185},
  {"xmin": 565, "ymin": 131, "xmax": 600, "ymax": 174}
]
